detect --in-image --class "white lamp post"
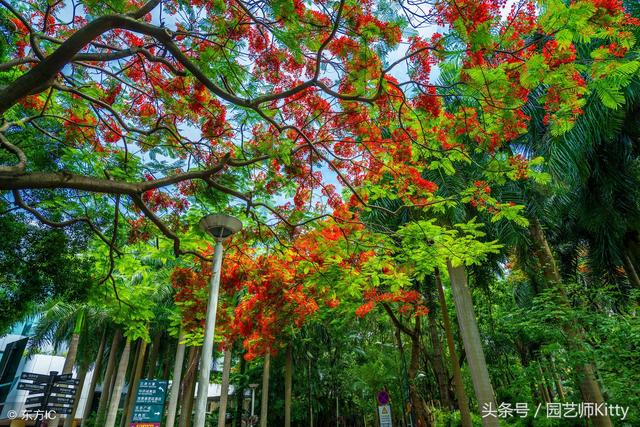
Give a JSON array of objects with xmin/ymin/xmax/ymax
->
[
  {"xmin": 249, "ymin": 383, "xmax": 259, "ymax": 426},
  {"xmin": 193, "ymin": 214, "xmax": 242, "ymax": 427}
]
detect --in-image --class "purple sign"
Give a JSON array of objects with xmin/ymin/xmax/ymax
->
[{"xmin": 377, "ymin": 390, "xmax": 390, "ymax": 405}]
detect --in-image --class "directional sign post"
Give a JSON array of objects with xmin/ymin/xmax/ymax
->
[
  {"xmin": 130, "ymin": 379, "xmax": 168, "ymax": 427},
  {"xmin": 17, "ymin": 371, "xmax": 79, "ymax": 427}
]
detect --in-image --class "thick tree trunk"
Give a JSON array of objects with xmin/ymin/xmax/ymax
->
[
  {"xmin": 166, "ymin": 329, "xmax": 186, "ymax": 427},
  {"xmin": 123, "ymin": 339, "xmax": 148, "ymax": 426},
  {"xmin": 529, "ymin": 219, "xmax": 612, "ymax": 427},
  {"xmin": 82, "ymin": 329, "xmax": 107, "ymax": 422},
  {"xmin": 96, "ymin": 330, "xmax": 122, "ymax": 427},
  {"xmin": 446, "ymin": 261, "xmax": 498, "ymax": 427},
  {"xmin": 65, "ymin": 363, "xmax": 88, "ymax": 427},
  {"xmin": 435, "ymin": 269, "xmax": 472, "ymax": 427},
  {"xmin": 63, "ymin": 335, "xmax": 81, "ymax": 374},
  {"xmin": 178, "ymin": 346, "xmax": 200, "ymax": 427},
  {"xmin": 217, "ymin": 348, "xmax": 232, "ymax": 427},
  {"xmin": 146, "ymin": 331, "xmax": 162, "ymax": 378},
  {"xmin": 259, "ymin": 351, "xmax": 271, "ymax": 427},
  {"xmin": 426, "ymin": 289, "xmax": 452, "ymax": 410},
  {"xmin": 284, "ymin": 343, "xmax": 293, "ymax": 427},
  {"xmin": 105, "ymin": 338, "xmax": 131, "ymax": 427}
]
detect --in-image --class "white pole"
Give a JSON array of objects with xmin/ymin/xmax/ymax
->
[
  {"xmin": 166, "ymin": 328, "xmax": 186, "ymax": 427},
  {"xmin": 251, "ymin": 388, "xmax": 256, "ymax": 416},
  {"xmin": 193, "ymin": 240, "xmax": 224, "ymax": 427}
]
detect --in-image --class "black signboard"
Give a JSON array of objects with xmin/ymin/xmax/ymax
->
[
  {"xmin": 48, "ymin": 396, "xmax": 75, "ymax": 405},
  {"xmin": 17, "ymin": 383, "xmax": 46, "ymax": 392},
  {"xmin": 46, "ymin": 406, "xmax": 72, "ymax": 414},
  {"xmin": 25, "ymin": 396, "xmax": 44, "ymax": 405},
  {"xmin": 16, "ymin": 371, "xmax": 78, "ymax": 427},
  {"xmin": 21, "ymin": 372, "xmax": 50, "ymax": 383},
  {"xmin": 50, "ymin": 385, "xmax": 76, "ymax": 395}
]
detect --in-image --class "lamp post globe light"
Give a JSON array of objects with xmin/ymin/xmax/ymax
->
[{"xmin": 193, "ymin": 213, "xmax": 242, "ymax": 427}]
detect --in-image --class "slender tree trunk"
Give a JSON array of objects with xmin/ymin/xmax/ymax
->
[
  {"xmin": 123, "ymin": 339, "xmax": 148, "ymax": 426},
  {"xmin": 308, "ymin": 357, "xmax": 313, "ymax": 427},
  {"xmin": 425, "ymin": 288, "xmax": 452, "ymax": 410},
  {"xmin": 406, "ymin": 318, "xmax": 432, "ymax": 427},
  {"xmin": 446, "ymin": 261, "xmax": 498, "ymax": 427},
  {"xmin": 548, "ymin": 356, "xmax": 566, "ymax": 401},
  {"xmin": 166, "ymin": 329, "xmax": 186, "ymax": 427},
  {"xmin": 537, "ymin": 364, "xmax": 551, "ymax": 403},
  {"xmin": 146, "ymin": 331, "xmax": 162, "ymax": 379},
  {"xmin": 179, "ymin": 346, "xmax": 200, "ymax": 427},
  {"xmin": 393, "ymin": 327, "xmax": 411, "ymax": 427},
  {"xmin": 119, "ymin": 340, "xmax": 141, "ymax": 427},
  {"xmin": 63, "ymin": 332, "xmax": 81, "ymax": 373},
  {"xmin": 96, "ymin": 330, "xmax": 122, "ymax": 427},
  {"xmin": 234, "ymin": 351, "xmax": 246, "ymax": 427},
  {"xmin": 284, "ymin": 343, "xmax": 293, "ymax": 427},
  {"xmin": 105, "ymin": 338, "xmax": 131, "ymax": 427},
  {"xmin": 52, "ymin": 311, "xmax": 85, "ymax": 427},
  {"xmin": 529, "ymin": 219, "xmax": 612, "ymax": 427},
  {"xmin": 82, "ymin": 328, "xmax": 107, "ymax": 422},
  {"xmin": 622, "ymin": 252, "xmax": 640, "ymax": 289},
  {"xmin": 217, "ymin": 348, "xmax": 233, "ymax": 427},
  {"xmin": 259, "ymin": 351, "xmax": 270, "ymax": 427},
  {"xmin": 64, "ymin": 362, "xmax": 88, "ymax": 427},
  {"xmin": 435, "ymin": 269, "xmax": 472, "ymax": 427}
]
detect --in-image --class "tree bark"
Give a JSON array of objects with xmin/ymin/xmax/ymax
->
[
  {"xmin": 146, "ymin": 331, "xmax": 162, "ymax": 379},
  {"xmin": 53, "ymin": 311, "xmax": 84, "ymax": 427},
  {"xmin": 435, "ymin": 269, "xmax": 472, "ymax": 427},
  {"xmin": 622, "ymin": 252, "xmax": 640, "ymax": 289},
  {"xmin": 259, "ymin": 350, "xmax": 271, "ymax": 427},
  {"xmin": 446, "ymin": 261, "xmax": 499, "ymax": 427},
  {"xmin": 548, "ymin": 356, "xmax": 566, "ymax": 401},
  {"xmin": 179, "ymin": 346, "xmax": 200, "ymax": 427},
  {"xmin": 308, "ymin": 357, "xmax": 313, "ymax": 427},
  {"xmin": 382, "ymin": 304, "xmax": 431, "ymax": 427},
  {"xmin": 529, "ymin": 219, "xmax": 612, "ymax": 427},
  {"xmin": 96, "ymin": 330, "xmax": 122, "ymax": 427},
  {"xmin": 82, "ymin": 328, "xmax": 107, "ymax": 422},
  {"xmin": 65, "ymin": 362, "xmax": 88, "ymax": 427},
  {"xmin": 105, "ymin": 338, "xmax": 131, "ymax": 427},
  {"xmin": 284, "ymin": 343, "xmax": 293, "ymax": 427},
  {"xmin": 218, "ymin": 348, "xmax": 232, "ymax": 427},
  {"xmin": 425, "ymin": 288, "xmax": 452, "ymax": 410},
  {"xmin": 123, "ymin": 339, "xmax": 148, "ymax": 426},
  {"xmin": 166, "ymin": 329, "xmax": 186, "ymax": 427},
  {"xmin": 406, "ymin": 318, "xmax": 432, "ymax": 427},
  {"xmin": 234, "ymin": 352, "xmax": 247, "ymax": 427},
  {"xmin": 119, "ymin": 340, "xmax": 141, "ymax": 427}
]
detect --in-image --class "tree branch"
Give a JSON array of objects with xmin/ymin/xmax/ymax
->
[
  {"xmin": 0, "ymin": 133, "xmax": 27, "ymax": 174},
  {"xmin": 382, "ymin": 302, "xmax": 415, "ymax": 338}
]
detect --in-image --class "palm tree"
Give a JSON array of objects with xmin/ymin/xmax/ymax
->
[{"xmin": 27, "ymin": 300, "xmax": 111, "ymax": 427}]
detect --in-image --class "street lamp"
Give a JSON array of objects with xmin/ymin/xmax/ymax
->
[
  {"xmin": 193, "ymin": 213, "xmax": 242, "ymax": 427},
  {"xmin": 249, "ymin": 383, "xmax": 259, "ymax": 426},
  {"xmin": 249, "ymin": 383, "xmax": 259, "ymax": 416}
]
